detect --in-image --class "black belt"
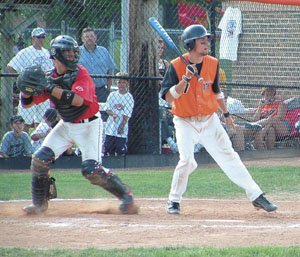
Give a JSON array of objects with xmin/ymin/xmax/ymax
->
[{"xmin": 73, "ymin": 115, "xmax": 98, "ymax": 123}]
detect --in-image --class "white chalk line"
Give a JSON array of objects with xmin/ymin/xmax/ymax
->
[{"xmin": 22, "ymin": 220, "xmax": 300, "ymax": 230}]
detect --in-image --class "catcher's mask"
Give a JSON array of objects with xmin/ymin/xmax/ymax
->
[
  {"xmin": 182, "ymin": 25, "xmax": 211, "ymax": 51},
  {"xmin": 49, "ymin": 35, "xmax": 79, "ymax": 71}
]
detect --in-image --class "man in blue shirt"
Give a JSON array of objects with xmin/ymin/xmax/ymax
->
[{"xmin": 79, "ymin": 27, "xmax": 117, "ymax": 104}]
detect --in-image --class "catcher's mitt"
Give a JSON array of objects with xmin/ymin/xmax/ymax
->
[{"xmin": 17, "ymin": 65, "xmax": 48, "ymax": 95}]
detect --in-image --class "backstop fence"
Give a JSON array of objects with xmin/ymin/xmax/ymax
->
[{"xmin": 1, "ymin": 0, "xmax": 300, "ymax": 156}]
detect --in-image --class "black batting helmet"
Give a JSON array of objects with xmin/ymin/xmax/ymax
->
[
  {"xmin": 182, "ymin": 25, "xmax": 211, "ymax": 51},
  {"xmin": 49, "ymin": 35, "xmax": 80, "ymax": 71}
]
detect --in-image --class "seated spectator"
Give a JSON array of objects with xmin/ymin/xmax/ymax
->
[
  {"xmin": 104, "ymin": 72, "xmax": 134, "ymax": 156},
  {"xmin": 0, "ymin": 115, "xmax": 34, "ymax": 158},
  {"xmin": 245, "ymin": 87, "xmax": 295, "ymax": 150},
  {"xmin": 31, "ymin": 108, "xmax": 58, "ymax": 152}
]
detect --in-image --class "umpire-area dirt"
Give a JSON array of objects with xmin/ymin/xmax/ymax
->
[{"xmin": 1, "ymin": 157, "xmax": 300, "ymax": 249}]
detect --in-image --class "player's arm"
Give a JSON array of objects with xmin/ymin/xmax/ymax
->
[
  {"xmin": 49, "ymin": 86, "xmax": 84, "ymax": 106},
  {"xmin": 213, "ymin": 65, "xmax": 236, "ymax": 131},
  {"xmin": 162, "ymin": 64, "xmax": 196, "ymax": 103}
]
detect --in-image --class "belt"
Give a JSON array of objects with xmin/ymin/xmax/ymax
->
[{"xmin": 73, "ymin": 115, "xmax": 98, "ymax": 123}]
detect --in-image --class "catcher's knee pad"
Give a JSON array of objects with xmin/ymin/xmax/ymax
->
[
  {"xmin": 81, "ymin": 160, "xmax": 130, "ymax": 199},
  {"xmin": 31, "ymin": 147, "xmax": 56, "ymax": 208},
  {"xmin": 31, "ymin": 146, "xmax": 55, "ymax": 176}
]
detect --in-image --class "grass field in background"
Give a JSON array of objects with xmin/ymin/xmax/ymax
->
[
  {"xmin": 1, "ymin": 165, "xmax": 300, "ymax": 256},
  {"xmin": 1, "ymin": 246, "xmax": 300, "ymax": 257}
]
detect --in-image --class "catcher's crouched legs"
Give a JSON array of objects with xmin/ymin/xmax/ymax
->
[
  {"xmin": 81, "ymin": 160, "xmax": 133, "ymax": 212},
  {"xmin": 23, "ymin": 146, "xmax": 56, "ymax": 215}
]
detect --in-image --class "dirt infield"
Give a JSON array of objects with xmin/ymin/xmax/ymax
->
[{"xmin": 1, "ymin": 157, "xmax": 300, "ymax": 249}]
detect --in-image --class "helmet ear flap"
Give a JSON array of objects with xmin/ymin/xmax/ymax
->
[{"xmin": 183, "ymin": 39, "xmax": 195, "ymax": 51}]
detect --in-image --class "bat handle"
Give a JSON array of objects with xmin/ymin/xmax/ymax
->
[
  {"xmin": 196, "ymin": 75, "xmax": 203, "ymax": 82},
  {"xmin": 187, "ymin": 64, "xmax": 203, "ymax": 82}
]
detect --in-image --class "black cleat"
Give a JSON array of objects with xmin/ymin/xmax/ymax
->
[
  {"xmin": 166, "ymin": 200, "xmax": 180, "ymax": 215},
  {"xmin": 252, "ymin": 194, "xmax": 277, "ymax": 212}
]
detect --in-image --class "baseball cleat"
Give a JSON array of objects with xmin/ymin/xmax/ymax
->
[
  {"xmin": 252, "ymin": 194, "xmax": 277, "ymax": 212},
  {"xmin": 166, "ymin": 200, "xmax": 180, "ymax": 215},
  {"xmin": 119, "ymin": 192, "xmax": 134, "ymax": 213},
  {"xmin": 23, "ymin": 204, "xmax": 47, "ymax": 215}
]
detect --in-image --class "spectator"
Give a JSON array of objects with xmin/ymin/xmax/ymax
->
[
  {"xmin": 7, "ymin": 27, "xmax": 54, "ymax": 133},
  {"xmin": 246, "ymin": 87, "xmax": 293, "ymax": 150},
  {"xmin": 158, "ymin": 38, "xmax": 170, "ymax": 79},
  {"xmin": 79, "ymin": 27, "xmax": 117, "ymax": 104},
  {"xmin": 31, "ymin": 108, "xmax": 58, "ymax": 152},
  {"xmin": 0, "ymin": 115, "xmax": 34, "ymax": 158},
  {"xmin": 104, "ymin": 72, "xmax": 134, "ymax": 156}
]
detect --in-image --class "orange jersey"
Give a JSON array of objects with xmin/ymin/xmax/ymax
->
[
  {"xmin": 259, "ymin": 100, "xmax": 282, "ymax": 119},
  {"xmin": 171, "ymin": 54, "xmax": 219, "ymax": 117}
]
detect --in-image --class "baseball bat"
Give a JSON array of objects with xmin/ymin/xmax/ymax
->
[
  {"xmin": 231, "ymin": 113, "xmax": 252, "ymax": 122},
  {"xmin": 149, "ymin": 17, "xmax": 203, "ymax": 83}
]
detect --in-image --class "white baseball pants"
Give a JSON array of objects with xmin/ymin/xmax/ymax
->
[
  {"xmin": 168, "ymin": 113, "xmax": 263, "ymax": 203},
  {"xmin": 42, "ymin": 112, "xmax": 103, "ymax": 162}
]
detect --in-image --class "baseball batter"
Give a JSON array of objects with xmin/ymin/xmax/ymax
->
[
  {"xmin": 19, "ymin": 35, "xmax": 133, "ymax": 214},
  {"xmin": 161, "ymin": 25, "xmax": 277, "ymax": 215}
]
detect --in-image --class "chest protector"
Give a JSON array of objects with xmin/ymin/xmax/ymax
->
[
  {"xmin": 48, "ymin": 68, "xmax": 88, "ymax": 122},
  {"xmin": 171, "ymin": 54, "xmax": 219, "ymax": 117}
]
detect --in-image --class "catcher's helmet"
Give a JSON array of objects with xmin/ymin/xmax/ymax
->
[
  {"xmin": 182, "ymin": 25, "xmax": 211, "ymax": 51},
  {"xmin": 49, "ymin": 35, "xmax": 79, "ymax": 71}
]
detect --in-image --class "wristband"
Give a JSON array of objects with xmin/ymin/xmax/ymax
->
[
  {"xmin": 216, "ymin": 92, "xmax": 224, "ymax": 99},
  {"xmin": 182, "ymin": 75, "xmax": 191, "ymax": 83},
  {"xmin": 119, "ymin": 125, "xmax": 124, "ymax": 130},
  {"xmin": 169, "ymin": 85, "xmax": 181, "ymax": 99},
  {"xmin": 223, "ymin": 112, "xmax": 230, "ymax": 118},
  {"xmin": 61, "ymin": 90, "xmax": 75, "ymax": 104}
]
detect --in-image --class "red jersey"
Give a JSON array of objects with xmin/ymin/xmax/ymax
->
[{"xmin": 33, "ymin": 65, "xmax": 99, "ymax": 122}]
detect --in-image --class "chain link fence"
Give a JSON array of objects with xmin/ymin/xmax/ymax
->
[{"xmin": 1, "ymin": 0, "xmax": 300, "ymax": 157}]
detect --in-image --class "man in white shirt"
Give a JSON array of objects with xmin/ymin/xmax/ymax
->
[{"xmin": 7, "ymin": 27, "xmax": 54, "ymax": 133}]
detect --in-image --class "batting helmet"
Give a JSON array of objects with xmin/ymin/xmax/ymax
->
[
  {"xmin": 182, "ymin": 25, "xmax": 211, "ymax": 51},
  {"xmin": 49, "ymin": 35, "xmax": 79, "ymax": 71}
]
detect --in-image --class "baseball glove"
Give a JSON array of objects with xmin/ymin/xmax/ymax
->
[{"xmin": 17, "ymin": 65, "xmax": 48, "ymax": 95}]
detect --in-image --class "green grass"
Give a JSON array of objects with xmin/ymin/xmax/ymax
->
[
  {"xmin": 1, "ymin": 166, "xmax": 299, "ymax": 201},
  {"xmin": 1, "ymin": 166, "xmax": 300, "ymax": 256},
  {"xmin": 1, "ymin": 246, "xmax": 300, "ymax": 257}
]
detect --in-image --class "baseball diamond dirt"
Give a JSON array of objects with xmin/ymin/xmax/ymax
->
[{"xmin": 1, "ymin": 157, "xmax": 300, "ymax": 249}]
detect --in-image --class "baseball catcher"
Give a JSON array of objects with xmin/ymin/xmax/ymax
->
[{"xmin": 21, "ymin": 35, "xmax": 134, "ymax": 215}]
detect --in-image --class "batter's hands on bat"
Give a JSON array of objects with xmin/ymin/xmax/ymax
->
[{"xmin": 186, "ymin": 64, "xmax": 197, "ymax": 79}]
